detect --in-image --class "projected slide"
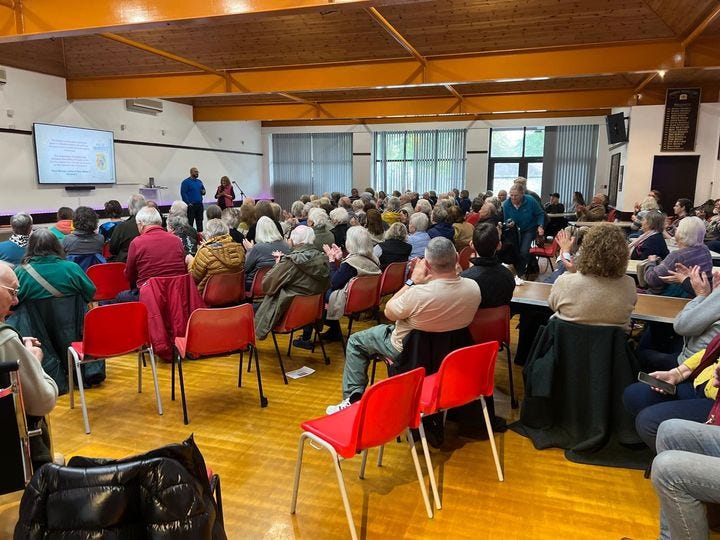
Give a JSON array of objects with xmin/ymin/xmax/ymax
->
[{"xmin": 34, "ymin": 123, "xmax": 116, "ymax": 184}]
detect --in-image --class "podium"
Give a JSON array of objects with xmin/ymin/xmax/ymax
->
[{"xmin": 139, "ymin": 187, "xmax": 164, "ymax": 201}]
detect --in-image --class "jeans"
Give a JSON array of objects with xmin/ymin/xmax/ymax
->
[
  {"xmin": 516, "ymin": 228, "xmax": 537, "ymax": 277},
  {"xmin": 342, "ymin": 324, "xmax": 400, "ymax": 399},
  {"xmin": 652, "ymin": 419, "xmax": 720, "ymax": 539},
  {"xmin": 623, "ymin": 381, "xmax": 712, "ymax": 452},
  {"xmin": 188, "ymin": 202, "xmax": 204, "ymax": 232}
]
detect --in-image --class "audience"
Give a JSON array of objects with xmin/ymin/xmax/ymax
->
[
  {"xmin": 427, "ymin": 205, "xmax": 454, "ymax": 241},
  {"xmin": 407, "ymin": 212, "xmax": 431, "ymax": 259},
  {"xmin": 373, "ymin": 222, "xmax": 412, "ymax": 269},
  {"xmin": 188, "ymin": 218, "xmax": 246, "ymax": 293},
  {"xmin": 628, "ymin": 210, "xmax": 669, "ymax": 260},
  {"xmin": 365, "ymin": 208, "xmax": 386, "ymax": 245},
  {"xmin": 62, "ymin": 206, "xmax": 105, "ymax": 269},
  {"xmin": 167, "ymin": 203, "xmax": 199, "ymax": 256},
  {"xmin": 382, "ymin": 197, "xmax": 402, "ymax": 225},
  {"xmin": 666, "ymin": 198, "xmax": 693, "ymax": 237},
  {"xmin": 307, "ymin": 207, "xmax": 334, "ymax": 250},
  {"xmin": 0, "ymin": 213, "xmax": 33, "ymax": 267},
  {"xmin": 329, "ymin": 208, "xmax": 349, "ymax": 249},
  {"xmin": 109, "ymin": 194, "xmax": 146, "ymax": 262},
  {"xmin": 48, "ymin": 207, "xmax": 74, "ymax": 240},
  {"xmin": 449, "ymin": 205, "xmax": 473, "ymax": 251},
  {"xmin": 461, "ymin": 223, "xmax": 515, "ymax": 307},
  {"xmin": 575, "ymin": 192, "xmax": 608, "ymax": 222},
  {"xmin": 99, "ymin": 200, "xmax": 124, "ymax": 242},
  {"xmin": 243, "ymin": 216, "xmax": 291, "ymax": 290},
  {"xmin": 502, "ymin": 183, "xmax": 544, "ymax": 278}
]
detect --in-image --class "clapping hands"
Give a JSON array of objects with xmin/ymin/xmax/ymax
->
[{"xmin": 323, "ymin": 243, "xmax": 343, "ymax": 263}]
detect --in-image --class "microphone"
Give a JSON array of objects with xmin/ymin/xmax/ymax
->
[{"xmin": 232, "ymin": 181, "xmax": 246, "ymax": 197}]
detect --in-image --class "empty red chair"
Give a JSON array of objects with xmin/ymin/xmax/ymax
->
[
  {"xmin": 340, "ymin": 274, "xmax": 381, "ymax": 350},
  {"xmin": 468, "ymin": 305, "xmax": 517, "ymax": 408},
  {"xmin": 418, "ymin": 341, "xmax": 503, "ymax": 510},
  {"xmin": 291, "ymin": 368, "xmax": 431, "ymax": 540},
  {"xmin": 173, "ymin": 304, "xmax": 267, "ymax": 424},
  {"xmin": 458, "ymin": 245, "xmax": 474, "ymax": 271},
  {"xmin": 529, "ymin": 236, "xmax": 559, "ymax": 272},
  {"xmin": 270, "ymin": 294, "xmax": 328, "ymax": 384},
  {"xmin": 67, "ymin": 302, "xmax": 162, "ymax": 434},
  {"xmin": 101, "ymin": 243, "xmax": 112, "ymax": 260},
  {"xmin": 202, "ymin": 270, "xmax": 245, "ymax": 307},
  {"xmin": 246, "ymin": 266, "xmax": 271, "ymax": 302},
  {"xmin": 86, "ymin": 262, "xmax": 129, "ymax": 302}
]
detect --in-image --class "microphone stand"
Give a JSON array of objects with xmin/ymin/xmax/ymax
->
[{"xmin": 232, "ymin": 181, "xmax": 246, "ymax": 204}]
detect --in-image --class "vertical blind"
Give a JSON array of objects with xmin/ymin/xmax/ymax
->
[
  {"xmin": 271, "ymin": 133, "xmax": 352, "ymax": 209},
  {"xmin": 541, "ymin": 125, "xmax": 599, "ymax": 207},
  {"xmin": 373, "ymin": 129, "xmax": 466, "ymax": 194}
]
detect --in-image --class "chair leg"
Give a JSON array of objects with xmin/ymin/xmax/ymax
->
[
  {"xmin": 418, "ymin": 421, "xmax": 442, "ymax": 510},
  {"xmin": 238, "ymin": 351, "xmax": 244, "ymax": 388},
  {"xmin": 137, "ymin": 351, "xmax": 142, "ymax": 393},
  {"xmin": 377, "ymin": 445, "xmax": 384, "ymax": 467},
  {"xmin": 290, "ymin": 433, "xmax": 307, "ymax": 514},
  {"xmin": 171, "ymin": 348, "xmax": 176, "ymax": 401},
  {"xmin": 359, "ymin": 449, "xmax": 369, "ymax": 479},
  {"xmin": 271, "ymin": 332, "xmax": 289, "ymax": 385},
  {"xmin": 505, "ymin": 345, "xmax": 518, "ymax": 409},
  {"xmin": 253, "ymin": 347, "xmax": 269, "ymax": 408},
  {"xmin": 75, "ymin": 359, "xmax": 91, "ymax": 434},
  {"xmin": 247, "ymin": 349, "xmax": 253, "ymax": 373},
  {"xmin": 177, "ymin": 354, "xmax": 189, "ymax": 425},
  {"xmin": 67, "ymin": 349, "xmax": 75, "ymax": 410},
  {"xmin": 406, "ymin": 428, "xmax": 434, "ymax": 519},
  {"xmin": 480, "ymin": 396, "xmax": 504, "ymax": 481},
  {"xmin": 331, "ymin": 449, "xmax": 358, "ymax": 540},
  {"xmin": 210, "ymin": 474, "xmax": 224, "ymax": 525},
  {"xmin": 315, "ymin": 325, "xmax": 330, "ymax": 365},
  {"xmin": 287, "ymin": 330, "xmax": 294, "ymax": 357},
  {"xmin": 147, "ymin": 348, "xmax": 163, "ymax": 416}
]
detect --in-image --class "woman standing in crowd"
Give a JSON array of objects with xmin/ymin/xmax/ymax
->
[{"xmin": 214, "ymin": 176, "xmax": 235, "ymax": 210}]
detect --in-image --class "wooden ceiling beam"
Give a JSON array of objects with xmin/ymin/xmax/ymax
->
[
  {"xmin": 0, "ymin": 0, "xmax": 374, "ymax": 42},
  {"xmin": 192, "ymin": 89, "xmax": 635, "ymax": 122},
  {"xmin": 365, "ymin": 7, "xmax": 426, "ymax": 66},
  {"xmin": 67, "ymin": 41, "xmax": 685, "ymax": 100}
]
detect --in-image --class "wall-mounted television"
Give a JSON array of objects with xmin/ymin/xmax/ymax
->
[
  {"xmin": 33, "ymin": 123, "xmax": 116, "ymax": 185},
  {"xmin": 605, "ymin": 112, "xmax": 628, "ymax": 145}
]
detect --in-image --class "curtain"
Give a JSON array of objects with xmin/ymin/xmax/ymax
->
[{"xmin": 542, "ymin": 125, "xmax": 598, "ymax": 207}]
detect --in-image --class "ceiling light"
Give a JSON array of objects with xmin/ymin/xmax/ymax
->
[{"xmin": 658, "ymin": 70, "xmax": 667, "ymax": 78}]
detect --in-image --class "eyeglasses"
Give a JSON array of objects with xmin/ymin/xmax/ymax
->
[{"xmin": 0, "ymin": 284, "xmax": 19, "ymax": 297}]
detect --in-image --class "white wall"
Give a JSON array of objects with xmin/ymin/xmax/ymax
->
[
  {"xmin": 0, "ymin": 66, "xmax": 263, "ymax": 216},
  {"xmin": 262, "ymin": 115, "xmax": 608, "ymax": 200},
  {"xmin": 616, "ymin": 103, "xmax": 720, "ymax": 211}
]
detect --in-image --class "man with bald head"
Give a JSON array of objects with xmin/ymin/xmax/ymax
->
[{"xmin": 0, "ymin": 263, "xmax": 57, "ymax": 418}]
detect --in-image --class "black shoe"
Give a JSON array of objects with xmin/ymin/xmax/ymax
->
[
  {"xmin": 319, "ymin": 330, "xmax": 342, "ymax": 342},
  {"xmin": 292, "ymin": 338, "xmax": 313, "ymax": 350}
]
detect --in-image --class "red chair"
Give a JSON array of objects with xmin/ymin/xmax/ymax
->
[
  {"xmin": 290, "ymin": 368, "xmax": 432, "ymax": 540},
  {"xmin": 101, "ymin": 243, "xmax": 112, "ymax": 260},
  {"xmin": 172, "ymin": 304, "xmax": 267, "ymax": 424},
  {"xmin": 270, "ymin": 294, "xmax": 329, "ymax": 384},
  {"xmin": 468, "ymin": 305, "xmax": 517, "ymax": 408},
  {"xmin": 246, "ymin": 266, "xmax": 271, "ymax": 302},
  {"xmin": 418, "ymin": 341, "xmax": 503, "ymax": 510},
  {"xmin": 86, "ymin": 262, "xmax": 130, "ymax": 302},
  {"xmin": 528, "ymin": 236, "xmax": 559, "ymax": 272},
  {"xmin": 67, "ymin": 302, "xmax": 162, "ymax": 434},
  {"xmin": 458, "ymin": 245, "xmax": 474, "ymax": 271},
  {"xmin": 375, "ymin": 261, "xmax": 406, "ymax": 322},
  {"xmin": 339, "ymin": 274, "xmax": 381, "ymax": 350},
  {"xmin": 202, "ymin": 270, "xmax": 245, "ymax": 307}
]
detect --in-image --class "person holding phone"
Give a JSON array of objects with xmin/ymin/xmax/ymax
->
[
  {"xmin": 214, "ymin": 176, "xmax": 235, "ymax": 210},
  {"xmin": 623, "ymin": 345, "xmax": 719, "ymax": 452}
]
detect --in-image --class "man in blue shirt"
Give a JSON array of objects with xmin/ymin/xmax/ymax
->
[
  {"xmin": 502, "ymin": 183, "xmax": 544, "ymax": 278},
  {"xmin": 180, "ymin": 167, "xmax": 206, "ymax": 232}
]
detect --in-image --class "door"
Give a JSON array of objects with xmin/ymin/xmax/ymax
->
[{"xmin": 650, "ymin": 155, "xmax": 699, "ymax": 212}]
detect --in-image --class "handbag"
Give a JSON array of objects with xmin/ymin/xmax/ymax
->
[{"xmin": 687, "ymin": 333, "xmax": 720, "ymax": 426}]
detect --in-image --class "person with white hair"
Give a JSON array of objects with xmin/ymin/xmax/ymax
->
[
  {"xmin": 373, "ymin": 222, "xmax": 411, "ymax": 269},
  {"xmin": 0, "ymin": 212, "xmax": 33, "ymax": 266},
  {"xmin": 243, "ymin": 216, "xmax": 291, "ymax": 289},
  {"xmin": 187, "ymin": 218, "xmax": 245, "ymax": 292},
  {"xmin": 329, "ymin": 207, "xmax": 350, "ymax": 249},
  {"xmin": 253, "ymin": 224, "xmax": 330, "ymax": 340},
  {"xmin": 109, "ymin": 194, "xmax": 146, "ymax": 262},
  {"xmin": 643, "ymin": 216, "xmax": 712, "ymax": 296},
  {"xmin": 118, "ymin": 207, "xmax": 187, "ymax": 302},
  {"xmin": 382, "ymin": 196, "xmax": 402, "ymax": 225},
  {"xmin": 408, "ymin": 212, "xmax": 431, "ymax": 259},
  {"xmin": 307, "ymin": 207, "xmax": 334, "ymax": 251}
]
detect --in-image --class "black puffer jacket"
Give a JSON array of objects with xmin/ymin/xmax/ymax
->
[{"xmin": 15, "ymin": 436, "xmax": 226, "ymax": 539}]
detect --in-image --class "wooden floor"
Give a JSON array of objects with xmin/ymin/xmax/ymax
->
[{"xmin": 0, "ymin": 315, "xmax": 662, "ymax": 539}]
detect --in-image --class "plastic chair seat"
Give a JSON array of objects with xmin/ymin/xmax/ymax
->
[{"xmin": 300, "ymin": 404, "xmax": 361, "ymax": 459}]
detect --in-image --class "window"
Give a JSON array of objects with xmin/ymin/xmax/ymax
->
[
  {"xmin": 271, "ymin": 133, "xmax": 352, "ymax": 208},
  {"xmin": 488, "ymin": 127, "xmax": 544, "ymax": 194},
  {"xmin": 373, "ymin": 129, "xmax": 466, "ymax": 194}
]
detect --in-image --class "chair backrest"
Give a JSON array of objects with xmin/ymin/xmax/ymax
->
[
  {"xmin": 0, "ymin": 361, "xmax": 32, "ymax": 495},
  {"xmin": 378, "ymin": 262, "xmax": 407, "ymax": 300},
  {"xmin": 273, "ymin": 294, "xmax": 322, "ymax": 333},
  {"xmin": 184, "ymin": 304, "xmax": 256, "ymax": 357},
  {"xmin": 458, "ymin": 245, "xmax": 474, "ymax": 271},
  {"xmin": 344, "ymin": 274, "xmax": 381, "ymax": 316},
  {"xmin": 355, "ymin": 367, "xmax": 425, "ymax": 453},
  {"xmin": 249, "ymin": 266, "xmax": 271, "ymax": 300},
  {"xmin": 433, "ymin": 341, "xmax": 499, "ymax": 410},
  {"xmin": 544, "ymin": 237, "xmax": 559, "ymax": 256},
  {"xmin": 468, "ymin": 305, "xmax": 511, "ymax": 346},
  {"xmin": 82, "ymin": 302, "xmax": 152, "ymax": 358},
  {"xmin": 101, "ymin": 243, "xmax": 112, "ymax": 259},
  {"xmin": 87, "ymin": 262, "xmax": 129, "ymax": 301},
  {"xmin": 202, "ymin": 271, "xmax": 245, "ymax": 307}
]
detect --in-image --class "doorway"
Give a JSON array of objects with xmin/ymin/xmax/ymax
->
[{"xmin": 650, "ymin": 155, "xmax": 700, "ymax": 212}]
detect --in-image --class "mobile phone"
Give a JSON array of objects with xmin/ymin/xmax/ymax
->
[{"xmin": 638, "ymin": 372, "xmax": 677, "ymax": 395}]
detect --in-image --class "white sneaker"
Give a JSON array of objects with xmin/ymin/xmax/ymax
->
[{"xmin": 326, "ymin": 398, "xmax": 352, "ymax": 415}]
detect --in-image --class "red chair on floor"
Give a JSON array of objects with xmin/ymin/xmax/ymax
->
[
  {"xmin": 270, "ymin": 293, "xmax": 328, "ymax": 384},
  {"xmin": 468, "ymin": 305, "xmax": 517, "ymax": 408},
  {"xmin": 202, "ymin": 271, "xmax": 245, "ymax": 307},
  {"xmin": 418, "ymin": 341, "xmax": 503, "ymax": 511},
  {"xmin": 291, "ymin": 368, "xmax": 432, "ymax": 540},
  {"xmin": 374, "ymin": 261, "xmax": 406, "ymax": 320},
  {"xmin": 528, "ymin": 236, "xmax": 559, "ymax": 272},
  {"xmin": 67, "ymin": 302, "xmax": 162, "ymax": 434},
  {"xmin": 246, "ymin": 266, "xmax": 271, "ymax": 303},
  {"xmin": 86, "ymin": 262, "xmax": 129, "ymax": 302},
  {"xmin": 339, "ymin": 274, "xmax": 381, "ymax": 351},
  {"xmin": 458, "ymin": 245, "xmax": 474, "ymax": 271},
  {"xmin": 172, "ymin": 304, "xmax": 267, "ymax": 424}
]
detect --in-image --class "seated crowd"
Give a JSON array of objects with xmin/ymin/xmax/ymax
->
[{"xmin": 4, "ymin": 180, "xmax": 720, "ymax": 537}]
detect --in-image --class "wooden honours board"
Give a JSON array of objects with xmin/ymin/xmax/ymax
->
[{"xmin": 661, "ymin": 88, "xmax": 701, "ymax": 152}]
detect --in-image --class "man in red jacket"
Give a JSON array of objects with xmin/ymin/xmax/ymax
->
[{"xmin": 116, "ymin": 207, "xmax": 188, "ymax": 302}]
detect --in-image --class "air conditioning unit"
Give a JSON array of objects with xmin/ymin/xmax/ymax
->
[
  {"xmin": 125, "ymin": 98, "xmax": 163, "ymax": 115},
  {"xmin": 0, "ymin": 69, "xmax": 6, "ymax": 85}
]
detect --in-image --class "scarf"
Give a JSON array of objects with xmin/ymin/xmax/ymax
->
[
  {"xmin": 628, "ymin": 230, "xmax": 659, "ymax": 256},
  {"xmin": 9, "ymin": 234, "xmax": 29, "ymax": 248}
]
